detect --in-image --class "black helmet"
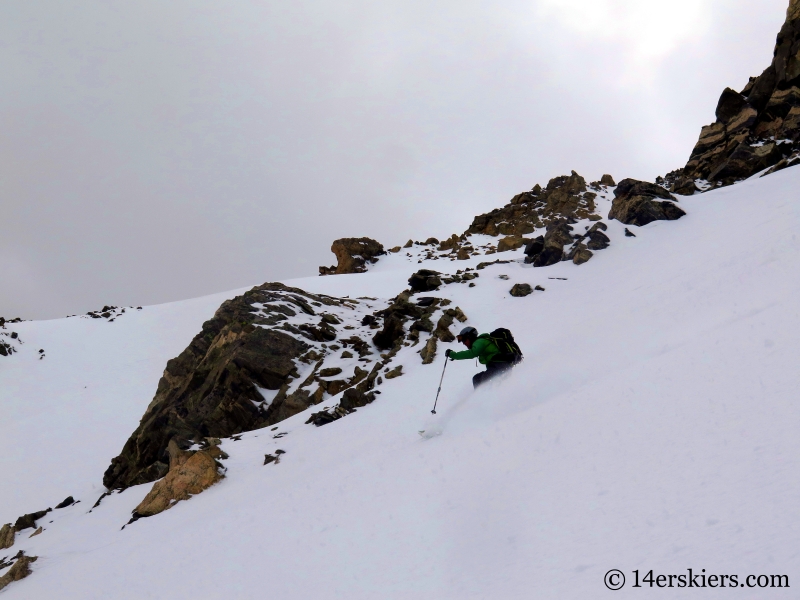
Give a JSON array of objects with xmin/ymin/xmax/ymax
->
[{"xmin": 457, "ymin": 326, "xmax": 478, "ymax": 343}]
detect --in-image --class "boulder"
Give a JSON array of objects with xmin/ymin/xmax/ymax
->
[
  {"xmin": 600, "ymin": 174, "xmax": 616, "ymax": 186},
  {"xmin": 570, "ymin": 245, "xmax": 593, "ymax": 265},
  {"xmin": 671, "ymin": 177, "xmax": 698, "ymax": 195},
  {"xmin": 609, "ymin": 179, "xmax": 686, "ymax": 227},
  {"xmin": 54, "ymin": 496, "xmax": 75, "ymax": 509},
  {"xmin": 372, "ymin": 314, "xmax": 405, "ymax": 350},
  {"xmin": 509, "ymin": 284, "xmax": 533, "ymax": 297},
  {"xmin": 524, "ymin": 236, "xmax": 544, "ymax": 258},
  {"xmin": 319, "ymin": 367, "xmax": 343, "ymax": 378},
  {"xmin": 339, "ymin": 388, "xmax": 372, "ymax": 410},
  {"xmin": 497, "ymin": 236, "xmax": 525, "ymax": 252},
  {"xmin": 320, "ymin": 237, "xmax": 385, "ymax": 276},
  {"xmin": 132, "ymin": 439, "xmax": 223, "ymax": 519},
  {"xmin": 586, "ymin": 228, "xmax": 610, "ymax": 251},
  {"xmin": 408, "ymin": 269, "xmax": 443, "ymax": 292}
]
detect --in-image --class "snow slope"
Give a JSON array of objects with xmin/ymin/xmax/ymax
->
[{"xmin": 2, "ymin": 167, "xmax": 799, "ymax": 598}]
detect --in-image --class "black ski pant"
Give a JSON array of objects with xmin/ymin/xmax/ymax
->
[{"xmin": 473, "ymin": 361, "xmax": 513, "ymax": 389}]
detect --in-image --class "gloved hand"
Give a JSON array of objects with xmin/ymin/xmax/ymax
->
[{"xmin": 445, "ymin": 348, "xmax": 453, "ymax": 359}]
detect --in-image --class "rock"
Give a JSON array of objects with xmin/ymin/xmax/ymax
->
[
  {"xmin": 0, "ymin": 553, "xmax": 37, "ymax": 592},
  {"xmin": 466, "ymin": 171, "xmax": 598, "ymax": 239},
  {"xmin": 450, "ymin": 306, "xmax": 468, "ymax": 322},
  {"xmin": 497, "ymin": 236, "xmax": 524, "ymax": 252},
  {"xmin": 403, "ymin": 239, "xmax": 413, "ymax": 248},
  {"xmin": 408, "ymin": 269, "xmax": 443, "ymax": 292},
  {"xmin": 531, "ymin": 219, "xmax": 574, "ymax": 267},
  {"xmin": 708, "ymin": 140, "xmax": 785, "ymax": 182},
  {"xmin": 671, "ymin": 177, "xmax": 698, "ymax": 195},
  {"xmin": 600, "ymin": 174, "xmax": 616, "ymax": 186},
  {"xmin": 456, "ymin": 247, "xmax": 471, "ymax": 260},
  {"xmin": 372, "ymin": 314, "xmax": 405, "ymax": 350},
  {"xmin": 571, "ymin": 245, "xmax": 593, "ymax": 265},
  {"xmin": 132, "ymin": 439, "xmax": 223, "ymax": 519},
  {"xmin": 715, "ymin": 88, "xmax": 750, "ymax": 122},
  {"xmin": 102, "ymin": 283, "xmax": 353, "ymax": 491},
  {"xmin": 423, "ymin": 237, "xmax": 439, "ymax": 245},
  {"xmin": 420, "ymin": 336, "xmax": 438, "ymax": 364},
  {"xmin": 13, "ymin": 510, "xmax": 50, "ymax": 532},
  {"xmin": 384, "ymin": 365, "xmax": 403, "ymax": 379},
  {"xmin": 0, "ymin": 524, "xmax": 14, "ymax": 549},
  {"xmin": 389, "ymin": 246, "xmax": 401, "ymax": 253},
  {"xmin": 433, "ymin": 313, "xmax": 456, "ymax": 342},
  {"xmin": 410, "ymin": 316, "xmax": 434, "ymax": 333},
  {"xmin": 679, "ymin": 6, "xmax": 800, "ymax": 186},
  {"xmin": 624, "ymin": 228, "xmax": 636, "ymax": 237},
  {"xmin": 318, "ymin": 367, "xmax": 342, "ymax": 378},
  {"xmin": 535, "ymin": 285, "xmax": 545, "ymax": 291},
  {"xmin": 415, "ymin": 297, "xmax": 437, "ymax": 307},
  {"xmin": 438, "ymin": 234, "xmax": 460, "ymax": 251},
  {"xmin": 524, "ymin": 236, "xmax": 544, "ymax": 258},
  {"xmin": 319, "ymin": 238, "xmax": 385, "ymax": 276},
  {"xmin": 361, "ymin": 315, "xmax": 377, "ymax": 327},
  {"xmin": 341, "ymin": 350, "xmax": 354, "ymax": 359},
  {"xmin": 609, "ymin": 178, "xmax": 686, "ymax": 227},
  {"xmin": 339, "ymin": 387, "xmax": 372, "ymax": 410},
  {"xmin": 509, "ymin": 283, "xmax": 533, "ymax": 297},
  {"xmin": 586, "ymin": 228, "xmax": 610, "ymax": 250},
  {"xmin": 29, "ymin": 527, "xmax": 42, "ymax": 538},
  {"xmin": 762, "ymin": 154, "xmax": 800, "ymax": 176}
]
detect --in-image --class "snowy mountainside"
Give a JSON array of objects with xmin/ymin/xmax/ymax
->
[{"xmin": 1, "ymin": 165, "xmax": 799, "ymax": 597}]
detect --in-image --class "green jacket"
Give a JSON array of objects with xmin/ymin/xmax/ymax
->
[{"xmin": 449, "ymin": 334, "xmax": 501, "ymax": 365}]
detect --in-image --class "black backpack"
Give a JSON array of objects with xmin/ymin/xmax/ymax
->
[{"xmin": 489, "ymin": 328, "xmax": 523, "ymax": 364}]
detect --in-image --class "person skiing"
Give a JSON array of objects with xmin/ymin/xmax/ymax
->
[{"xmin": 444, "ymin": 326, "xmax": 519, "ymax": 388}]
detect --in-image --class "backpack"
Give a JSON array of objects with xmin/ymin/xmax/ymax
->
[{"xmin": 489, "ymin": 328, "xmax": 523, "ymax": 365}]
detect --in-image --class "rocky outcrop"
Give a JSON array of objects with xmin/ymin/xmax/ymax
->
[
  {"xmin": 467, "ymin": 171, "xmax": 602, "ymax": 238},
  {"xmin": 102, "ymin": 283, "xmax": 369, "ymax": 491},
  {"xmin": 131, "ymin": 439, "xmax": 223, "ymax": 519},
  {"xmin": 0, "ymin": 524, "xmax": 15, "ymax": 550},
  {"xmin": 0, "ymin": 552, "xmax": 37, "ymax": 592},
  {"xmin": 609, "ymin": 179, "xmax": 686, "ymax": 226},
  {"xmin": 14, "ymin": 509, "xmax": 51, "ymax": 532},
  {"xmin": 680, "ymin": 1, "xmax": 800, "ymax": 187},
  {"xmin": 319, "ymin": 237, "xmax": 385, "ymax": 275}
]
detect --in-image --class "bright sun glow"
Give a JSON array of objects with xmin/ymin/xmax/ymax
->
[{"xmin": 537, "ymin": 0, "xmax": 712, "ymax": 63}]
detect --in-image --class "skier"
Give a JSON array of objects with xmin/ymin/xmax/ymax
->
[{"xmin": 444, "ymin": 326, "xmax": 521, "ymax": 389}]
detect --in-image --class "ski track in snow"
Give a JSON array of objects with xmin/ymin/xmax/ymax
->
[{"xmin": 1, "ymin": 169, "xmax": 800, "ymax": 598}]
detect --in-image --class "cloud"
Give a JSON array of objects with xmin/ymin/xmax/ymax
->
[{"xmin": 535, "ymin": 0, "xmax": 713, "ymax": 79}]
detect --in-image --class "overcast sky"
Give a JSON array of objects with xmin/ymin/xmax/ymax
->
[{"xmin": 0, "ymin": 0, "xmax": 790, "ymax": 319}]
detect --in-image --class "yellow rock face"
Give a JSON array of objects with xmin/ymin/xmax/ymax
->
[{"xmin": 134, "ymin": 440, "xmax": 223, "ymax": 518}]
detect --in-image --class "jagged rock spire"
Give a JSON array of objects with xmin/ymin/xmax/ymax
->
[{"xmin": 674, "ymin": 0, "xmax": 800, "ymax": 191}]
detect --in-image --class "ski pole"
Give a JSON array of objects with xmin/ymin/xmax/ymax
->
[{"xmin": 431, "ymin": 357, "xmax": 449, "ymax": 414}]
